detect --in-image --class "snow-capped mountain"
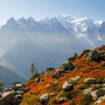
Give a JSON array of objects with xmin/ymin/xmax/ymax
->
[{"xmin": 0, "ymin": 15, "xmax": 104, "ymax": 79}]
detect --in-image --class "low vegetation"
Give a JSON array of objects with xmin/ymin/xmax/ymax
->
[{"xmin": 19, "ymin": 45, "xmax": 105, "ymax": 105}]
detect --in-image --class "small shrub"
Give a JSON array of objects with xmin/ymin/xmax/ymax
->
[
  {"xmin": 78, "ymin": 84, "xmax": 89, "ymax": 90},
  {"xmin": 66, "ymin": 91, "xmax": 77, "ymax": 99},
  {"xmin": 70, "ymin": 100, "xmax": 77, "ymax": 105},
  {"xmin": 80, "ymin": 94, "xmax": 93, "ymax": 105},
  {"xmin": 83, "ymin": 68, "xmax": 93, "ymax": 73},
  {"xmin": 92, "ymin": 85, "xmax": 102, "ymax": 91}
]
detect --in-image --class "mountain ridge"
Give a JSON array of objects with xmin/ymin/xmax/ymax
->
[{"xmin": 0, "ymin": 15, "xmax": 105, "ymax": 79}]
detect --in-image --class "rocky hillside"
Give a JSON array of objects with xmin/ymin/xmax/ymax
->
[{"xmin": 20, "ymin": 45, "xmax": 105, "ymax": 105}]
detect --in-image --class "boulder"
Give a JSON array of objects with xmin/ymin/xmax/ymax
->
[
  {"xmin": 84, "ymin": 78, "xmax": 96, "ymax": 84},
  {"xmin": 96, "ymin": 79, "xmax": 103, "ymax": 84},
  {"xmin": 15, "ymin": 94, "xmax": 22, "ymax": 100},
  {"xmin": 52, "ymin": 63, "xmax": 76, "ymax": 79},
  {"xmin": 58, "ymin": 97, "xmax": 67, "ymax": 103},
  {"xmin": 70, "ymin": 76, "xmax": 80, "ymax": 83},
  {"xmin": 62, "ymin": 80, "xmax": 73, "ymax": 92},
  {"xmin": 52, "ymin": 70, "xmax": 65, "ymax": 79},
  {"xmin": 64, "ymin": 63, "xmax": 75, "ymax": 71},
  {"xmin": 96, "ymin": 88, "xmax": 105, "ymax": 98},
  {"xmin": 90, "ymin": 88, "xmax": 105, "ymax": 100},
  {"xmin": 83, "ymin": 87, "xmax": 93, "ymax": 95},
  {"xmin": 39, "ymin": 94, "xmax": 49, "ymax": 104},
  {"xmin": 53, "ymin": 81, "xmax": 58, "ymax": 85},
  {"xmin": 95, "ymin": 95, "xmax": 105, "ymax": 105}
]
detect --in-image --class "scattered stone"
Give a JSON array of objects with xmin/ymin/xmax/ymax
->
[
  {"xmin": 58, "ymin": 97, "xmax": 67, "ymax": 103},
  {"xmin": 53, "ymin": 81, "xmax": 58, "ymax": 85},
  {"xmin": 83, "ymin": 87, "xmax": 93, "ymax": 95},
  {"xmin": 95, "ymin": 95, "xmax": 105, "ymax": 105},
  {"xmin": 90, "ymin": 88, "xmax": 105, "ymax": 100},
  {"xmin": 70, "ymin": 76, "xmax": 80, "ymax": 83},
  {"xmin": 49, "ymin": 93, "xmax": 57, "ymax": 97},
  {"xmin": 96, "ymin": 79, "xmax": 103, "ymax": 84},
  {"xmin": 45, "ymin": 84, "xmax": 50, "ymax": 88},
  {"xmin": 39, "ymin": 94, "xmax": 49, "ymax": 104},
  {"xmin": 15, "ymin": 94, "xmax": 22, "ymax": 100},
  {"xmin": 84, "ymin": 78, "xmax": 96, "ymax": 84},
  {"xmin": 52, "ymin": 63, "xmax": 76, "ymax": 79},
  {"xmin": 62, "ymin": 80, "xmax": 73, "ymax": 92},
  {"xmin": 34, "ymin": 77, "xmax": 40, "ymax": 82}
]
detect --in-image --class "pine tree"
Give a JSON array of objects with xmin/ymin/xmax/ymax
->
[{"xmin": 30, "ymin": 63, "xmax": 37, "ymax": 79}]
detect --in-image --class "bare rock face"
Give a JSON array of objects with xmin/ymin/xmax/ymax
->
[{"xmin": 62, "ymin": 80, "xmax": 73, "ymax": 92}]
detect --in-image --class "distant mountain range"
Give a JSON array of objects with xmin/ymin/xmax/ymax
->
[
  {"xmin": 0, "ymin": 15, "xmax": 105, "ymax": 79},
  {"xmin": 0, "ymin": 65, "xmax": 25, "ymax": 87}
]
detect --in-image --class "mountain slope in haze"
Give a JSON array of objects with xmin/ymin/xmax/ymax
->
[
  {"xmin": 0, "ymin": 15, "xmax": 105, "ymax": 79},
  {"xmin": 20, "ymin": 45, "xmax": 105, "ymax": 105},
  {"xmin": 0, "ymin": 65, "xmax": 25, "ymax": 87}
]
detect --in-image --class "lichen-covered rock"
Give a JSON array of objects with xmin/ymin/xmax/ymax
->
[
  {"xmin": 62, "ymin": 80, "xmax": 73, "ymax": 92},
  {"xmin": 84, "ymin": 78, "xmax": 96, "ymax": 84}
]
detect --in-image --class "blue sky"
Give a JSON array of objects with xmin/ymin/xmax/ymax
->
[{"xmin": 0, "ymin": 0, "xmax": 105, "ymax": 25}]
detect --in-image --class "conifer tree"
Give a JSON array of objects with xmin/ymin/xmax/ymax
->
[{"xmin": 30, "ymin": 63, "xmax": 37, "ymax": 79}]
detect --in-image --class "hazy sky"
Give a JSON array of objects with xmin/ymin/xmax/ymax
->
[{"xmin": 0, "ymin": 0, "xmax": 105, "ymax": 25}]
